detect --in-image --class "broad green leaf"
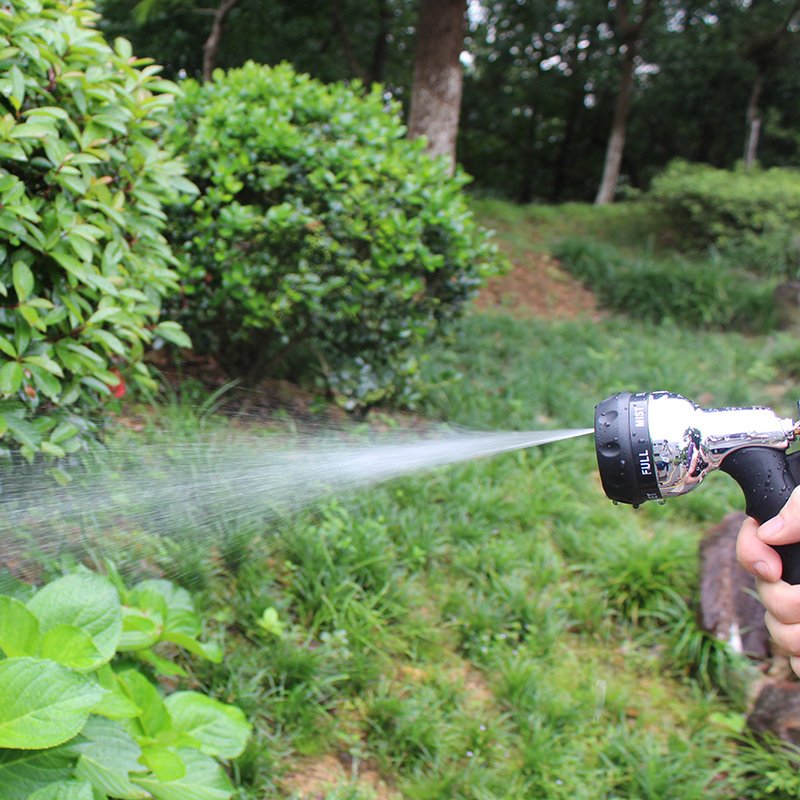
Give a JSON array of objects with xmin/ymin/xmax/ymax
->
[
  {"xmin": 117, "ymin": 669, "xmax": 170, "ymax": 738},
  {"xmin": 0, "ymin": 658, "xmax": 102, "ymax": 749},
  {"xmin": 118, "ymin": 606, "xmax": 161, "ymax": 652},
  {"xmin": 27, "ymin": 573, "xmax": 122, "ymax": 668},
  {"xmin": 72, "ymin": 717, "xmax": 149, "ymax": 800},
  {"xmin": 0, "ymin": 595, "xmax": 40, "ymax": 657},
  {"xmin": 130, "ymin": 580, "xmax": 199, "ymax": 638},
  {"xmin": 139, "ymin": 746, "xmax": 185, "ymax": 782},
  {"xmin": 164, "ymin": 692, "xmax": 250, "ymax": 760},
  {"xmin": 0, "ymin": 746, "xmax": 76, "ymax": 800},
  {"xmin": 27, "ymin": 780, "xmax": 94, "ymax": 800},
  {"xmin": 160, "ymin": 631, "xmax": 222, "ymax": 664},
  {"xmin": 92, "ymin": 665, "xmax": 141, "ymax": 721},
  {"xmin": 133, "ymin": 748, "xmax": 234, "ymax": 800},
  {"xmin": 12, "ymin": 261, "xmax": 33, "ymax": 302},
  {"xmin": 40, "ymin": 625, "xmax": 104, "ymax": 671}
]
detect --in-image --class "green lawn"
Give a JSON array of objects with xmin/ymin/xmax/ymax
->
[
  {"xmin": 46, "ymin": 202, "xmax": 800, "ymax": 798},
  {"xmin": 183, "ymin": 205, "xmax": 800, "ymax": 798}
]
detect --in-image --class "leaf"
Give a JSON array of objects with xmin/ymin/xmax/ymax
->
[
  {"xmin": 164, "ymin": 692, "xmax": 251, "ymax": 760},
  {"xmin": 0, "ymin": 746, "xmax": 75, "ymax": 800},
  {"xmin": 257, "ymin": 607, "xmax": 285, "ymax": 638},
  {"xmin": 0, "ymin": 594, "xmax": 40, "ymax": 657},
  {"xmin": 0, "ymin": 658, "xmax": 103, "ymax": 749},
  {"xmin": 133, "ymin": 748, "xmax": 234, "ymax": 800},
  {"xmin": 92, "ymin": 666, "xmax": 142, "ymax": 721},
  {"xmin": 12, "ymin": 261, "xmax": 33, "ymax": 302},
  {"xmin": 27, "ymin": 781, "xmax": 94, "ymax": 800},
  {"xmin": 40, "ymin": 625, "xmax": 104, "ymax": 671},
  {"xmin": 72, "ymin": 717, "xmax": 149, "ymax": 800},
  {"xmin": 0, "ymin": 361, "xmax": 22, "ymax": 395},
  {"xmin": 117, "ymin": 606, "xmax": 161, "ymax": 652},
  {"xmin": 130, "ymin": 580, "xmax": 199, "ymax": 638},
  {"xmin": 117, "ymin": 669, "xmax": 170, "ymax": 738},
  {"xmin": 0, "ymin": 336, "xmax": 16, "ymax": 358},
  {"xmin": 160, "ymin": 631, "xmax": 222, "ymax": 664},
  {"xmin": 153, "ymin": 322, "xmax": 192, "ymax": 349},
  {"xmin": 27, "ymin": 573, "xmax": 122, "ymax": 669}
]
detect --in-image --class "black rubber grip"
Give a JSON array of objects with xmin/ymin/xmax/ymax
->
[{"xmin": 719, "ymin": 447, "xmax": 800, "ymax": 585}]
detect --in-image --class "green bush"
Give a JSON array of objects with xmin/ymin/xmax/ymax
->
[
  {"xmin": 166, "ymin": 61, "xmax": 504, "ymax": 410},
  {"xmin": 554, "ymin": 237, "xmax": 776, "ymax": 332},
  {"xmin": 0, "ymin": 0, "xmax": 193, "ymax": 459},
  {"xmin": 0, "ymin": 568, "xmax": 249, "ymax": 799},
  {"xmin": 650, "ymin": 161, "xmax": 800, "ymax": 276}
]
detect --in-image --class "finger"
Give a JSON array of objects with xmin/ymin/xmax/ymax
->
[
  {"xmin": 765, "ymin": 611, "xmax": 800, "ymax": 655},
  {"xmin": 757, "ymin": 578, "xmax": 800, "ymax": 624},
  {"xmin": 737, "ymin": 516, "xmax": 782, "ymax": 582},
  {"xmin": 757, "ymin": 485, "xmax": 800, "ymax": 547},
  {"xmin": 790, "ymin": 655, "xmax": 800, "ymax": 679}
]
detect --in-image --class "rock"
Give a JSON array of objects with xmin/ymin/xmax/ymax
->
[
  {"xmin": 748, "ymin": 680, "xmax": 800, "ymax": 747},
  {"xmin": 699, "ymin": 512, "xmax": 771, "ymax": 660},
  {"xmin": 774, "ymin": 280, "xmax": 800, "ymax": 332}
]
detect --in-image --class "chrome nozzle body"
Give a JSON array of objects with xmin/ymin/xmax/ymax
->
[{"xmin": 645, "ymin": 392, "xmax": 795, "ymax": 497}]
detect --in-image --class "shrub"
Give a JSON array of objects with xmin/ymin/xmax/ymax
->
[
  {"xmin": 0, "ymin": 567, "xmax": 250, "ymax": 798},
  {"xmin": 0, "ymin": 1, "xmax": 193, "ymax": 460},
  {"xmin": 650, "ymin": 161, "xmax": 800, "ymax": 276},
  {"xmin": 166, "ymin": 61, "xmax": 504, "ymax": 410},
  {"xmin": 554, "ymin": 237, "xmax": 776, "ymax": 332}
]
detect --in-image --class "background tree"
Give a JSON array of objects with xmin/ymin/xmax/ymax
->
[
  {"xmin": 407, "ymin": 0, "xmax": 468, "ymax": 171},
  {"xmin": 594, "ymin": 0, "xmax": 657, "ymax": 204}
]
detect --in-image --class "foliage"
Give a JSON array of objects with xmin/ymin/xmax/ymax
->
[
  {"xmin": 0, "ymin": 0, "xmax": 193, "ymax": 459},
  {"xmin": 650, "ymin": 161, "xmax": 800, "ymax": 275},
  {"xmin": 0, "ymin": 568, "xmax": 249, "ymax": 799},
  {"xmin": 554, "ymin": 236, "xmax": 776, "ymax": 332},
  {"xmin": 166, "ymin": 61, "xmax": 504, "ymax": 409}
]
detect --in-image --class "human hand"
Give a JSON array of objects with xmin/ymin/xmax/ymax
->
[{"xmin": 737, "ymin": 486, "xmax": 800, "ymax": 677}]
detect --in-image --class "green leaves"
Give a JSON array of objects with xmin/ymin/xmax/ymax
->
[
  {"xmin": 0, "ymin": 0, "xmax": 193, "ymax": 457},
  {"xmin": 0, "ymin": 568, "xmax": 248, "ymax": 799},
  {"xmin": 168, "ymin": 62, "xmax": 505, "ymax": 411},
  {"xmin": 0, "ymin": 658, "xmax": 103, "ymax": 749},
  {"xmin": 164, "ymin": 693, "xmax": 251, "ymax": 759},
  {"xmin": 133, "ymin": 749, "xmax": 234, "ymax": 800},
  {"xmin": 28, "ymin": 573, "xmax": 122, "ymax": 670}
]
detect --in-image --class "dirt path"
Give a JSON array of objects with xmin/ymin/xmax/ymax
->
[{"xmin": 475, "ymin": 247, "xmax": 600, "ymax": 320}]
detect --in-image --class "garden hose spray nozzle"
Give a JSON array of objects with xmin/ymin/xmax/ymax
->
[{"xmin": 595, "ymin": 391, "xmax": 800, "ymax": 584}]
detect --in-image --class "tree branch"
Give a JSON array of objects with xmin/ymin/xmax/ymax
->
[{"xmin": 202, "ymin": 0, "xmax": 239, "ymax": 82}]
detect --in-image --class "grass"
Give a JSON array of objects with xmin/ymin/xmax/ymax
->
[
  {"xmin": 11, "ymin": 199, "xmax": 800, "ymax": 799},
  {"xmin": 163, "ymin": 301, "xmax": 797, "ymax": 799}
]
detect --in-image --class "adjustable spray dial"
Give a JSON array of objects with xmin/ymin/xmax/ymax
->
[{"xmin": 595, "ymin": 391, "xmax": 800, "ymax": 584}]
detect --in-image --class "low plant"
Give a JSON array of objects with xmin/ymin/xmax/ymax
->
[
  {"xmin": 650, "ymin": 160, "xmax": 800, "ymax": 275},
  {"xmin": 0, "ymin": 568, "xmax": 249, "ymax": 799},
  {"xmin": 554, "ymin": 237, "xmax": 775, "ymax": 333},
  {"xmin": 165, "ymin": 61, "xmax": 505, "ymax": 410},
  {"xmin": 0, "ymin": 0, "xmax": 194, "ymax": 459}
]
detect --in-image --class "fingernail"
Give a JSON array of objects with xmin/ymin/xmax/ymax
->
[
  {"xmin": 759, "ymin": 516, "xmax": 785, "ymax": 539},
  {"xmin": 753, "ymin": 561, "xmax": 774, "ymax": 581}
]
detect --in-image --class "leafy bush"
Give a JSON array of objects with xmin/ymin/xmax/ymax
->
[
  {"xmin": 650, "ymin": 161, "xmax": 800, "ymax": 276},
  {"xmin": 0, "ymin": 1, "xmax": 193, "ymax": 459},
  {"xmin": 166, "ymin": 61, "xmax": 504, "ymax": 410},
  {"xmin": 554, "ymin": 237, "xmax": 776, "ymax": 332},
  {"xmin": 0, "ymin": 568, "xmax": 249, "ymax": 799}
]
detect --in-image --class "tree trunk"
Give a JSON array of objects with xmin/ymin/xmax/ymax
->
[
  {"xmin": 407, "ymin": 0, "xmax": 467, "ymax": 174},
  {"xmin": 202, "ymin": 0, "xmax": 239, "ymax": 82},
  {"xmin": 743, "ymin": 73, "xmax": 764, "ymax": 168},
  {"xmin": 594, "ymin": 49, "xmax": 635, "ymax": 205},
  {"xmin": 594, "ymin": 0, "xmax": 655, "ymax": 206}
]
